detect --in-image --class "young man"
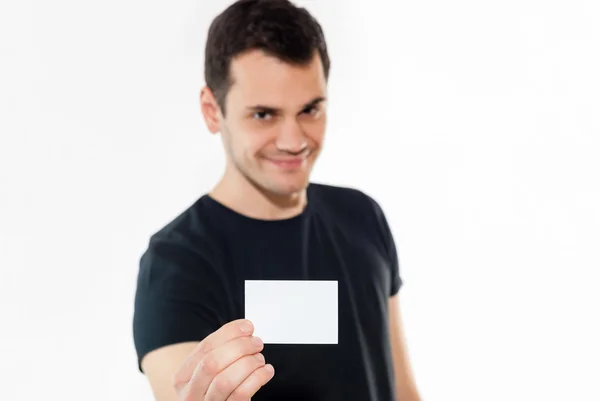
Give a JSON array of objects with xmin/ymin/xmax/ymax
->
[{"xmin": 133, "ymin": 0, "xmax": 421, "ymax": 400}]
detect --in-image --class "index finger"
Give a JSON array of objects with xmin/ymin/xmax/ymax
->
[{"xmin": 174, "ymin": 319, "xmax": 254, "ymax": 385}]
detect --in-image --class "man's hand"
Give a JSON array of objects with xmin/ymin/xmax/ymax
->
[{"xmin": 172, "ymin": 319, "xmax": 275, "ymax": 400}]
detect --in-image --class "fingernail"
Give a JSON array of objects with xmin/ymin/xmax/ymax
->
[
  {"xmin": 254, "ymin": 353, "xmax": 265, "ymax": 363},
  {"xmin": 251, "ymin": 336, "xmax": 263, "ymax": 346},
  {"xmin": 240, "ymin": 321, "xmax": 253, "ymax": 333},
  {"xmin": 265, "ymin": 364, "xmax": 274, "ymax": 374}
]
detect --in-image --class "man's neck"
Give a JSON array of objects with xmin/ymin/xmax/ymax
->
[{"xmin": 210, "ymin": 169, "xmax": 307, "ymax": 221}]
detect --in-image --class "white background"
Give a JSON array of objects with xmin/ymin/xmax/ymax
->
[{"xmin": 1, "ymin": 0, "xmax": 599, "ymax": 399}]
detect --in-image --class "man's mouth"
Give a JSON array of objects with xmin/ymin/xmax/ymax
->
[
  {"xmin": 264, "ymin": 150, "xmax": 311, "ymax": 169},
  {"xmin": 266, "ymin": 157, "xmax": 306, "ymax": 168}
]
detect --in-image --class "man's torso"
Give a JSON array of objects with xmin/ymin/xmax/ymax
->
[{"xmin": 134, "ymin": 183, "xmax": 400, "ymax": 401}]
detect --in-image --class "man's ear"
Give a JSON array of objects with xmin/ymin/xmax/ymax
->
[{"xmin": 200, "ymin": 86, "xmax": 222, "ymax": 134}]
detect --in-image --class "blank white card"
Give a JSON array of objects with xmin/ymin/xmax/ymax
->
[{"xmin": 244, "ymin": 280, "xmax": 338, "ymax": 344}]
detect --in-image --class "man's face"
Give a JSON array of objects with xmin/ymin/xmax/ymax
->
[{"xmin": 217, "ymin": 49, "xmax": 327, "ymax": 197}]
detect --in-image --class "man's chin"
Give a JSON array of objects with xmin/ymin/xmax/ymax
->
[{"xmin": 264, "ymin": 178, "xmax": 309, "ymax": 197}]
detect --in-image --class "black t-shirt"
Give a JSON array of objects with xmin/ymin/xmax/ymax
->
[{"xmin": 133, "ymin": 182, "xmax": 403, "ymax": 401}]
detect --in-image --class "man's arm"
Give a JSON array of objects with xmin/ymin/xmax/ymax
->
[
  {"xmin": 140, "ymin": 320, "xmax": 273, "ymax": 401},
  {"xmin": 142, "ymin": 342, "xmax": 200, "ymax": 401},
  {"xmin": 389, "ymin": 293, "xmax": 422, "ymax": 401}
]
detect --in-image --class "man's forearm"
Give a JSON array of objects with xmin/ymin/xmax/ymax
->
[{"xmin": 396, "ymin": 388, "xmax": 422, "ymax": 401}]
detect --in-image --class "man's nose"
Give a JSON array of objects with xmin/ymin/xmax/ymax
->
[{"xmin": 275, "ymin": 120, "xmax": 307, "ymax": 154}]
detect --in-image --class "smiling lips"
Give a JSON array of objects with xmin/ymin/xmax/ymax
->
[{"xmin": 267, "ymin": 157, "xmax": 306, "ymax": 168}]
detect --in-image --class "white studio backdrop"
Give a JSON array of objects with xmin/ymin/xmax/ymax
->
[{"xmin": 1, "ymin": 0, "xmax": 599, "ymax": 399}]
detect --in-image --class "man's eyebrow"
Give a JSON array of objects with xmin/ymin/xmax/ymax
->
[
  {"xmin": 303, "ymin": 96, "xmax": 327, "ymax": 108},
  {"xmin": 246, "ymin": 96, "xmax": 327, "ymax": 112},
  {"xmin": 246, "ymin": 105, "xmax": 278, "ymax": 113}
]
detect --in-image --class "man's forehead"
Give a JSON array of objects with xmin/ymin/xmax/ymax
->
[
  {"xmin": 231, "ymin": 85, "xmax": 326, "ymax": 108},
  {"xmin": 231, "ymin": 48, "xmax": 322, "ymax": 70},
  {"xmin": 227, "ymin": 53, "xmax": 326, "ymax": 109},
  {"xmin": 229, "ymin": 50, "xmax": 325, "ymax": 85}
]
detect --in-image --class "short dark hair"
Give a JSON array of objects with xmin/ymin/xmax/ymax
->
[{"xmin": 204, "ymin": 0, "xmax": 330, "ymax": 115}]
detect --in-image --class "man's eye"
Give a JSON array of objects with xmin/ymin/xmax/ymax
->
[
  {"xmin": 253, "ymin": 111, "xmax": 272, "ymax": 120},
  {"xmin": 303, "ymin": 106, "xmax": 319, "ymax": 116}
]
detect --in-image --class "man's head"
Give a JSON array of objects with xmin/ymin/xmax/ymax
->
[{"xmin": 200, "ymin": 0, "xmax": 330, "ymax": 197}]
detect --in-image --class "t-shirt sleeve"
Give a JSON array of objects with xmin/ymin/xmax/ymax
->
[
  {"xmin": 132, "ymin": 234, "xmax": 227, "ymax": 373},
  {"xmin": 371, "ymin": 198, "xmax": 403, "ymax": 296}
]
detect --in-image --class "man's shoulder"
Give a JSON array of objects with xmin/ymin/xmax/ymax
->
[
  {"xmin": 150, "ymin": 198, "xmax": 202, "ymax": 238},
  {"xmin": 142, "ymin": 196, "xmax": 220, "ymax": 264},
  {"xmin": 310, "ymin": 183, "xmax": 394, "ymax": 259},
  {"xmin": 309, "ymin": 182, "xmax": 382, "ymax": 216}
]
